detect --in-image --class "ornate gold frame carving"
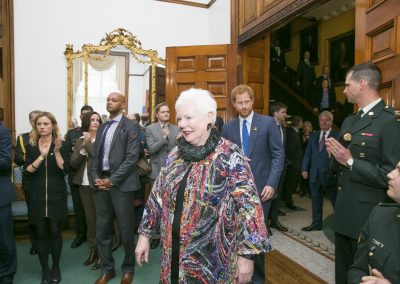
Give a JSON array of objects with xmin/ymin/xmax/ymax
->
[{"xmin": 64, "ymin": 28, "xmax": 165, "ymax": 128}]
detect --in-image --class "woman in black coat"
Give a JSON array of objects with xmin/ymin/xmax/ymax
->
[{"xmin": 24, "ymin": 111, "xmax": 69, "ymax": 284}]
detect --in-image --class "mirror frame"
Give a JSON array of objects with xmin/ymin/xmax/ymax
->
[{"xmin": 64, "ymin": 28, "xmax": 165, "ymax": 128}]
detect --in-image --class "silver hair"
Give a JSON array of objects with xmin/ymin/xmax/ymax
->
[
  {"xmin": 319, "ymin": 110, "xmax": 333, "ymax": 122},
  {"xmin": 175, "ymin": 88, "xmax": 217, "ymax": 123}
]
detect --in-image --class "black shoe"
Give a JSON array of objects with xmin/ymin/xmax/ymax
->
[
  {"xmin": 301, "ymin": 224, "xmax": 322, "ymax": 231},
  {"xmin": 278, "ymin": 210, "xmax": 286, "ymax": 216},
  {"xmin": 150, "ymin": 238, "xmax": 160, "ymax": 249},
  {"xmin": 270, "ymin": 221, "xmax": 288, "ymax": 232},
  {"xmin": 112, "ymin": 240, "xmax": 121, "ymax": 252},
  {"xmin": 286, "ymin": 204, "xmax": 297, "ymax": 210},
  {"xmin": 91, "ymin": 258, "xmax": 102, "ymax": 270},
  {"xmin": 30, "ymin": 246, "xmax": 38, "ymax": 255},
  {"xmin": 51, "ymin": 267, "xmax": 61, "ymax": 283},
  {"xmin": 71, "ymin": 236, "xmax": 86, "ymax": 248},
  {"xmin": 83, "ymin": 250, "xmax": 98, "ymax": 266}
]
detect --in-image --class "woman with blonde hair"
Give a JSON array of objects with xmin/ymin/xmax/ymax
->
[{"xmin": 24, "ymin": 111, "xmax": 69, "ymax": 284}]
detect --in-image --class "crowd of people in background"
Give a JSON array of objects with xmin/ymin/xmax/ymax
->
[{"xmin": 1, "ymin": 61, "xmax": 400, "ymax": 284}]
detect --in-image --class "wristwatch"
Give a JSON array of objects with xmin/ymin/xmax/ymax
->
[{"xmin": 345, "ymin": 158, "xmax": 354, "ymax": 170}]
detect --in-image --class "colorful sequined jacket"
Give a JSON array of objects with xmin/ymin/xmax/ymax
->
[{"xmin": 139, "ymin": 138, "xmax": 271, "ymax": 283}]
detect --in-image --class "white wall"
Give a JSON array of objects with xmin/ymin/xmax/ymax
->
[
  {"xmin": 208, "ymin": 0, "xmax": 231, "ymax": 44},
  {"xmin": 14, "ymin": 0, "xmax": 217, "ymax": 135}
]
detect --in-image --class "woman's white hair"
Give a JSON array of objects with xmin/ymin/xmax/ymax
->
[{"xmin": 175, "ymin": 88, "xmax": 217, "ymax": 123}]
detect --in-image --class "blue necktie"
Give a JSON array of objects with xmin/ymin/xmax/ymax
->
[
  {"xmin": 242, "ymin": 119, "xmax": 249, "ymax": 156},
  {"xmin": 98, "ymin": 120, "xmax": 115, "ymax": 172}
]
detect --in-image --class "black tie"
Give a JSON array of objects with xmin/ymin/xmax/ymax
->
[{"xmin": 357, "ymin": 109, "xmax": 364, "ymax": 119}]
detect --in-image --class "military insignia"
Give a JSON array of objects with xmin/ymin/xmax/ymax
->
[
  {"xmin": 368, "ymin": 111, "xmax": 374, "ymax": 116},
  {"xmin": 360, "ymin": 153, "xmax": 365, "ymax": 158},
  {"xmin": 371, "ymin": 239, "xmax": 384, "ymax": 248},
  {"xmin": 343, "ymin": 132, "xmax": 352, "ymax": 142},
  {"xmin": 361, "ymin": 133, "xmax": 374, "ymax": 137},
  {"xmin": 395, "ymin": 110, "xmax": 400, "ymax": 122},
  {"xmin": 253, "ymin": 127, "xmax": 258, "ymax": 131}
]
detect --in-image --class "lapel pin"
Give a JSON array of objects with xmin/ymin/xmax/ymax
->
[
  {"xmin": 368, "ymin": 111, "xmax": 374, "ymax": 116},
  {"xmin": 253, "ymin": 127, "xmax": 258, "ymax": 131}
]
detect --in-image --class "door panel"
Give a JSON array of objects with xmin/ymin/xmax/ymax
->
[
  {"xmin": 356, "ymin": 0, "xmax": 400, "ymax": 109},
  {"xmin": 166, "ymin": 44, "xmax": 237, "ymax": 123}
]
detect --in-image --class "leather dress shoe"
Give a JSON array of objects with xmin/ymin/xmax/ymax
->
[
  {"xmin": 92, "ymin": 258, "xmax": 102, "ymax": 270},
  {"xmin": 150, "ymin": 238, "xmax": 160, "ymax": 249},
  {"xmin": 30, "ymin": 246, "xmax": 38, "ymax": 255},
  {"xmin": 278, "ymin": 210, "xmax": 286, "ymax": 216},
  {"xmin": 301, "ymin": 224, "xmax": 322, "ymax": 231},
  {"xmin": 120, "ymin": 273, "xmax": 134, "ymax": 284},
  {"xmin": 83, "ymin": 250, "xmax": 98, "ymax": 266},
  {"xmin": 270, "ymin": 221, "xmax": 288, "ymax": 232},
  {"xmin": 95, "ymin": 271, "xmax": 116, "ymax": 284},
  {"xmin": 71, "ymin": 236, "xmax": 86, "ymax": 248},
  {"xmin": 286, "ymin": 204, "xmax": 297, "ymax": 210},
  {"xmin": 51, "ymin": 266, "xmax": 61, "ymax": 283}
]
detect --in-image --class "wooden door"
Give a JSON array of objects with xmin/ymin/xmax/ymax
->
[
  {"xmin": 241, "ymin": 35, "xmax": 270, "ymax": 114},
  {"xmin": 149, "ymin": 66, "xmax": 166, "ymax": 119},
  {"xmin": 355, "ymin": 0, "xmax": 400, "ymax": 109},
  {"xmin": 166, "ymin": 44, "xmax": 237, "ymax": 123}
]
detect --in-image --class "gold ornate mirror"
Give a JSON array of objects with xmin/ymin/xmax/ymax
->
[{"xmin": 64, "ymin": 28, "xmax": 165, "ymax": 128}]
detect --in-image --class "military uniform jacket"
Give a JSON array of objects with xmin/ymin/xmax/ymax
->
[
  {"xmin": 333, "ymin": 100, "xmax": 400, "ymax": 239},
  {"xmin": 348, "ymin": 203, "xmax": 400, "ymax": 284}
]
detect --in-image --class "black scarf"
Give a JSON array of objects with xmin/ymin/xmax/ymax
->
[{"xmin": 177, "ymin": 128, "xmax": 221, "ymax": 162}]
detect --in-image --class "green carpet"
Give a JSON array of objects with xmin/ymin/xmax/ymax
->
[{"xmin": 14, "ymin": 239, "xmax": 161, "ymax": 283}]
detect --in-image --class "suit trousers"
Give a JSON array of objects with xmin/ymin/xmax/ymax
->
[
  {"xmin": 309, "ymin": 176, "xmax": 336, "ymax": 227},
  {"xmin": 95, "ymin": 188, "xmax": 135, "ymax": 274},
  {"xmin": 0, "ymin": 204, "xmax": 16, "ymax": 284},
  {"xmin": 282, "ymin": 166, "xmax": 301, "ymax": 206},
  {"xmin": 335, "ymin": 232, "xmax": 358, "ymax": 284},
  {"xmin": 269, "ymin": 166, "xmax": 287, "ymax": 223},
  {"xmin": 79, "ymin": 185, "xmax": 96, "ymax": 249},
  {"xmin": 70, "ymin": 183, "xmax": 87, "ymax": 237}
]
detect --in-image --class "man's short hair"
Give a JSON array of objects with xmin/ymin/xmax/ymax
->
[
  {"xmin": 28, "ymin": 110, "xmax": 41, "ymax": 121},
  {"xmin": 80, "ymin": 105, "xmax": 94, "ymax": 113},
  {"xmin": 133, "ymin": 113, "xmax": 141, "ymax": 123},
  {"xmin": 270, "ymin": 102, "xmax": 287, "ymax": 114},
  {"xmin": 291, "ymin": 115, "xmax": 303, "ymax": 127},
  {"xmin": 231, "ymin": 84, "xmax": 254, "ymax": 103},
  {"xmin": 155, "ymin": 102, "xmax": 168, "ymax": 114},
  {"xmin": 319, "ymin": 111, "xmax": 333, "ymax": 122},
  {"xmin": 346, "ymin": 62, "xmax": 381, "ymax": 92}
]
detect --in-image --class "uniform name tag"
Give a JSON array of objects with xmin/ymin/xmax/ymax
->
[{"xmin": 371, "ymin": 238, "xmax": 384, "ymax": 248}]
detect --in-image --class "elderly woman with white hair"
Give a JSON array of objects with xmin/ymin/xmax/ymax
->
[{"xmin": 135, "ymin": 88, "xmax": 270, "ymax": 284}]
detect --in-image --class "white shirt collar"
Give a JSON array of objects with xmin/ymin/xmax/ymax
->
[
  {"xmin": 320, "ymin": 128, "xmax": 331, "ymax": 138},
  {"xmin": 239, "ymin": 111, "xmax": 254, "ymax": 126},
  {"xmin": 360, "ymin": 98, "xmax": 382, "ymax": 116}
]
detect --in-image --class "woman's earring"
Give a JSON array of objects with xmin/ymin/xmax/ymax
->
[{"xmin": 207, "ymin": 123, "xmax": 212, "ymax": 130}]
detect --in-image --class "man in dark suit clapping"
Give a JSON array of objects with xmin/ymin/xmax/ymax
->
[
  {"xmin": 301, "ymin": 111, "xmax": 338, "ymax": 231},
  {"xmin": 92, "ymin": 92, "xmax": 141, "ymax": 284}
]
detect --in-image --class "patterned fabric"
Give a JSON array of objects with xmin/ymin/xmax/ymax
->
[{"xmin": 139, "ymin": 138, "xmax": 271, "ymax": 283}]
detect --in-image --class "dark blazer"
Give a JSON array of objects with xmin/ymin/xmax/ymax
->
[
  {"xmin": 92, "ymin": 115, "xmax": 141, "ymax": 192},
  {"xmin": 0, "ymin": 126, "xmax": 16, "ymax": 207},
  {"xmin": 348, "ymin": 203, "xmax": 400, "ymax": 284},
  {"xmin": 312, "ymin": 84, "xmax": 336, "ymax": 110},
  {"xmin": 296, "ymin": 60, "xmax": 316, "ymax": 86},
  {"xmin": 64, "ymin": 127, "xmax": 83, "ymax": 184},
  {"xmin": 70, "ymin": 138, "xmax": 94, "ymax": 187},
  {"xmin": 221, "ymin": 112, "xmax": 284, "ymax": 192},
  {"xmin": 145, "ymin": 122, "xmax": 179, "ymax": 180},
  {"xmin": 285, "ymin": 127, "xmax": 303, "ymax": 171},
  {"xmin": 14, "ymin": 132, "xmax": 30, "ymax": 166},
  {"xmin": 333, "ymin": 100, "xmax": 400, "ymax": 239},
  {"xmin": 23, "ymin": 142, "xmax": 69, "ymax": 224},
  {"xmin": 302, "ymin": 130, "xmax": 339, "ymax": 186}
]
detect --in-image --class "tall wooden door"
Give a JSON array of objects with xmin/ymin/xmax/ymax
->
[
  {"xmin": 166, "ymin": 44, "xmax": 237, "ymax": 123},
  {"xmin": 355, "ymin": 0, "xmax": 400, "ymax": 109}
]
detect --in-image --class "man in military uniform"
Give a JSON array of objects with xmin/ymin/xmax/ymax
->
[
  {"xmin": 348, "ymin": 161, "xmax": 400, "ymax": 284},
  {"xmin": 64, "ymin": 104, "xmax": 93, "ymax": 248},
  {"xmin": 326, "ymin": 62, "xmax": 400, "ymax": 283}
]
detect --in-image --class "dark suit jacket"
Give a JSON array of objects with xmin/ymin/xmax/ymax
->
[
  {"xmin": 313, "ymin": 82, "xmax": 336, "ymax": 110},
  {"xmin": 270, "ymin": 46, "xmax": 286, "ymax": 67},
  {"xmin": 302, "ymin": 130, "xmax": 339, "ymax": 186},
  {"xmin": 333, "ymin": 100, "xmax": 400, "ymax": 239},
  {"xmin": 0, "ymin": 126, "xmax": 16, "ymax": 207},
  {"xmin": 221, "ymin": 112, "xmax": 284, "ymax": 192},
  {"xmin": 296, "ymin": 60, "xmax": 316, "ymax": 86},
  {"xmin": 64, "ymin": 127, "xmax": 83, "ymax": 184},
  {"xmin": 348, "ymin": 203, "xmax": 400, "ymax": 284},
  {"xmin": 285, "ymin": 127, "xmax": 303, "ymax": 171},
  {"xmin": 92, "ymin": 115, "xmax": 141, "ymax": 192}
]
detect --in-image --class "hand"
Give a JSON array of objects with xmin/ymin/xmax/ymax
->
[
  {"xmin": 53, "ymin": 137, "xmax": 63, "ymax": 153},
  {"xmin": 302, "ymin": 171, "xmax": 308, "ymax": 179},
  {"xmin": 135, "ymin": 235, "xmax": 150, "ymax": 267},
  {"xmin": 94, "ymin": 178, "xmax": 112, "ymax": 191},
  {"xmin": 361, "ymin": 269, "xmax": 391, "ymax": 284},
  {"xmin": 82, "ymin": 132, "xmax": 91, "ymax": 145},
  {"xmin": 163, "ymin": 123, "xmax": 170, "ymax": 138},
  {"xmin": 261, "ymin": 186, "xmax": 275, "ymax": 202},
  {"xmin": 325, "ymin": 138, "xmax": 352, "ymax": 165},
  {"xmin": 38, "ymin": 138, "xmax": 50, "ymax": 157},
  {"xmin": 235, "ymin": 256, "xmax": 254, "ymax": 284},
  {"xmin": 313, "ymin": 107, "xmax": 319, "ymax": 113}
]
